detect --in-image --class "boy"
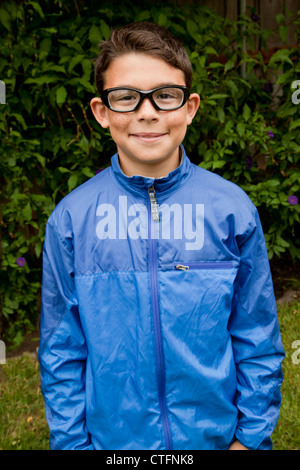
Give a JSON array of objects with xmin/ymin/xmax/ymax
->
[{"xmin": 38, "ymin": 22, "xmax": 284, "ymax": 450}]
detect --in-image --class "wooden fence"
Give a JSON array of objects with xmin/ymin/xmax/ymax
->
[{"xmin": 160, "ymin": 0, "xmax": 300, "ymax": 48}]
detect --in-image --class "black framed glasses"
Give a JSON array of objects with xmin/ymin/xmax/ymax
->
[{"xmin": 100, "ymin": 85, "xmax": 190, "ymax": 113}]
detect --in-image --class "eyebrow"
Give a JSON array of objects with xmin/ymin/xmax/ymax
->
[{"xmin": 114, "ymin": 83, "xmax": 185, "ymax": 89}]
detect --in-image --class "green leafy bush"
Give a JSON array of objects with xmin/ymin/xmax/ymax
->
[{"xmin": 0, "ymin": 0, "xmax": 299, "ymax": 343}]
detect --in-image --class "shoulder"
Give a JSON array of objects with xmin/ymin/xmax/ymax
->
[
  {"xmin": 47, "ymin": 166, "xmax": 112, "ymax": 230},
  {"xmin": 189, "ymin": 163, "xmax": 260, "ymax": 239},
  {"xmin": 191, "ymin": 163, "xmax": 256, "ymax": 212}
]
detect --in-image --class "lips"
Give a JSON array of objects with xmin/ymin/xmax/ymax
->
[{"xmin": 130, "ymin": 132, "xmax": 168, "ymax": 143}]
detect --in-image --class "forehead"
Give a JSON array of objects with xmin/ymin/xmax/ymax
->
[{"xmin": 103, "ymin": 53, "xmax": 186, "ymax": 90}]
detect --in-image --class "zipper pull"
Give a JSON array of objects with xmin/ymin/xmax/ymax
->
[
  {"xmin": 175, "ymin": 264, "xmax": 190, "ymax": 271},
  {"xmin": 148, "ymin": 185, "xmax": 159, "ymax": 222}
]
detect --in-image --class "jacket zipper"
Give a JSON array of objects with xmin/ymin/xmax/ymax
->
[
  {"xmin": 175, "ymin": 261, "xmax": 233, "ymax": 270},
  {"xmin": 147, "ymin": 184, "xmax": 173, "ymax": 450},
  {"xmin": 148, "ymin": 185, "xmax": 160, "ymax": 221}
]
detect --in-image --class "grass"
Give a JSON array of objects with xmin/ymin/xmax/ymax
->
[
  {"xmin": 272, "ymin": 300, "xmax": 300, "ymax": 450},
  {"xmin": 0, "ymin": 301, "xmax": 299, "ymax": 450},
  {"xmin": 0, "ymin": 353, "xmax": 49, "ymax": 450}
]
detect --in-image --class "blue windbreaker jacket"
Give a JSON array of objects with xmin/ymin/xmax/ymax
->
[{"xmin": 39, "ymin": 146, "xmax": 284, "ymax": 450}]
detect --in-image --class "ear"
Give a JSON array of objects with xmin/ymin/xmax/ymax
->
[
  {"xmin": 186, "ymin": 93, "xmax": 200, "ymax": 125},
  {"xmin": 90, "ymin": 97, "xmax": 110, "ymax": 129}
]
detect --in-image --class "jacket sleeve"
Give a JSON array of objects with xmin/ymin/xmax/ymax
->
[
  {"xmin": 38, "ymin": 220, "xmax": 94, "ymax": 450},
  {"xmin": 229, "ymin": 208, "xmax": 285, "ymax": 450}
]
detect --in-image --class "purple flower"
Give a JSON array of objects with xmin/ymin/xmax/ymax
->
[
  {"xmin": 288, "ymin": 195, "xmax": 298, "ymax": 205},
  {"xmin": 16, "ymin": 257, "xmax": 26, "ymax": 267},
  {"xmin": 251, "ymin": 13, "xmax": 259, "ymax": 22},
  {"xmin": 95, "ymin": 168, "xmax": 103, "ymax": 175},
  {"xmin": 264, "ymin": 80, "xmax": 273, "ymax": 93},
  {"xmin": 245, "ymin": 155, "xmax": 253, "ymax": 169},
  {"xmin": 267, "ymin": 131, "xmax": 274, "ymax": 139}
]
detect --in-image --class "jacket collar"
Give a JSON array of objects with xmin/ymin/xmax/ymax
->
[{"xmin": 110, "ymin": 145, "xmax": 192, "ymax": 196}]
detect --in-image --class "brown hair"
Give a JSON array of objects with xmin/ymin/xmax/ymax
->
[{"xmin": 93, "ymin": 22, "xmax": 193, "ymax": 94}]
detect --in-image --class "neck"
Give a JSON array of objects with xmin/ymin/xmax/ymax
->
[{"xmin": 118, "ymin": 147, "xmax": 182, "ymax": 178}]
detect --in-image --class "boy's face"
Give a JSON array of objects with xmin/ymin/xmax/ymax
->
[{"xmin": 91, "ymin": 53, "xmax": 200, "ymax": 177}]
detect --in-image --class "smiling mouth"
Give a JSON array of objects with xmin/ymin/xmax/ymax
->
[{"xmin": 130, "ymin": 133, "xmax": 168, "ymax": 143}]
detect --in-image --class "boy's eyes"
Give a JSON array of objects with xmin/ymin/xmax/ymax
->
[
  {"xmin": 155, "ymin": 91, "xmax": 177, "ymax": 100},
  {"xmin": 116, "ymin": 94, "xmax": 176, "ymax": 102},
  {"xmin": 110, "ymin": 91, "xmax": 138, "ymax": 103},
  {"xmin": 109, "ymin": 88, "xmax": 181, "ymax": 101},
  {"xmin": 120, "ymin": 95, "xmax": 136, "ymax": 101},
  {"xmin": 117, "ymin": 93, "xmax": 137, "ymax": 101},
  {"xmin": 103, "ymin": 86, "xmax": 187, "ymax": 112}
]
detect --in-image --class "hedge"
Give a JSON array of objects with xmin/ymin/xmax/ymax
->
[{"xmin": 0, "ymin": 0, "xmax": 299, "ymax": 344}]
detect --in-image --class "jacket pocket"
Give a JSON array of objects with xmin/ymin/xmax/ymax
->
[{"xmin": 174, "ymin": 261, "xmax": 234, "ymax": 271}]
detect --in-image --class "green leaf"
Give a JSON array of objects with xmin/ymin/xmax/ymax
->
[
  {"xmin": 269, "ymin": 49, "xmax": 293, "ymax": 66},
  {"xmin": 79, "ymin": 135, "xmax": 89, "ymax": 154},
  {"xmin": 24, "ymin": 76, "xmax": 59, "ymax": 85},
  {"xmin": 279, "ymin": 25, "xmax": 288, "ymax": 43},
  {"xmin": 207, "ymin": 62, "xmax": 223, "ymax": 69},
  {"xmin": 67, "ymin": 77, "xmax": 96, "ymax": 93},
  {"xmin": 100, "ymin": 19, "xmax": 111, "ymax": 40},
  {"xmin": 47, "ymin": 65, "xmax": 67, "ymax": 74},
  {"xmin": 39, "ymin": 27, "xmax": 57, "ymax": 34},
  {"xmin": 186, "ymin": 20, "xmax": 198, "ymax": 39},
  {"xmin": 276, "ymin": 70, "xmax": 292, "ymax": 85},
  {"xmin": 89, "ymin": 24, "xmax": 103, "ymax": 44},
  {"xmin": 244, "ymin": 172, "xmax": 252, "ymax": 182},
  {"xmin": 59, "ymin": 38, "xmax": 81, "ymax": 50},
  {"xmin": 11, "ymin": 113, "xmax": 27, "ymax": 130},
  {"xmin": 35, "ymin": 241, "xmax": 43, "ymax": 258},
  {"xmin": 39, "ymin": 38, "xmax": 52, "ymax": 54},
  {"xmin": 267, "ymin": 179, "xmax": 280, "ymax": 187},
  {"xmin": 205, "ymin": 46, "xmax": 217, "ymax": 55},
  {"xmin": 216, "ymin": 106, "xmax": 225, "ymax": 123},
  {"xmin": 225, "ymin": 54, "xmax": 237, "ymax": 73},
  {"xmin": 68, "ymin": 54, "xmax": 85, "ymax": 74},
  {"xmin": 35, "ymin": 153, "xmax": 46, "ymax": 167},
  {"xmin": 276, "ymin": 235, "xmax": 290, "ymax": 248},
  {"xmin": 212, "ymin": 160, "xmax": 227, "ymax": 170},
  {"xmin": 237, "ymin": 122, "xmax": 245, "ymax": 136},
  {"xmin": 209, "ymin": 94, "xmax": 228, "ymax": 100},
  {"xmin": 82, "ymin": 59, "xmax": 92, "ymax": 80},
  {"xmin": 82, "ymin": 167, "xmax": 94, "ymax": 178},
  {"xmin": 56, "ymin": 86, "xmax": 67, "ymax": 107},
  {"xmin": 68, "ymin": 174, "xmax": 78, "ymax": 192},
  {"xmin": 135, "ymin": 10, "xmax": 151, "ymax": 21},
  {"xmin": 289, "ymin": 119, "xmax": 300, "ymax": 131},
  {"xmin": 275, "ymin": 13, "xmax": 285, "ymax": 25},
  {"xmin": 242, "ymin": 104, "xmax": 251, "ymax": 122},
  {"xmin": 7, "ymin": 156, "xmax": 16, "ymax": 167},
  {"xmin": 190, "ymin": 51, "xmax": 198, "ymax": 60},
  {"xmin": 58, "ymin": 166, "xmax": 71, "ymax": 173},
  {"xmin": 27, "ymin": 1, "xmax": 45, "ymax": 18},
  {"xmin": 158, "ymin": 13, "xmax": 168, "ymax": 26},
  {"xmin": 22, "ymin": 202, "xmax": 32, "ymax": 221},
  {"xmin": 0, "ymin": 8, "xmax": 11, "ymax": 31}
]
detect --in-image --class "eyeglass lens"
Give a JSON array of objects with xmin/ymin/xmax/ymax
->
[{"xmin": 107, "ymin": 87, "xmax": 185, "ymax": 111}]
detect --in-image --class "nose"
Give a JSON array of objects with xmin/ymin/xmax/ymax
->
[{"xmin": 136, "ymin": 97, "xmax": 159, "ymax": 121}]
